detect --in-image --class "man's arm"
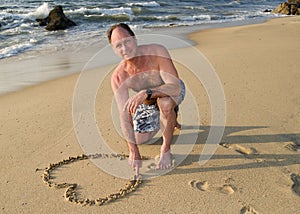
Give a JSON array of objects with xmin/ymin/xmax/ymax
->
[
  {"xmin": 149, "ymin": 44, "xmax": 182, "ymax": 100},
  {"xmin": 111, "ymin": 70, "xmax": 135, "ymax": 143},
  {"xmin": 111, "ymin": 68, "xmax": 142, "ymax": 163}
]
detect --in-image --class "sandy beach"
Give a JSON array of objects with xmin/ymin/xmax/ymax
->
[{"xmin": 1, "ymin": 16, "xmax": 300, "ymax": 213}]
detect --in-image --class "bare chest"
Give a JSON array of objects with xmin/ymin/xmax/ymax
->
[
  {"xmin": 123, "ymin": 56, "xmax": 163, "ymax": 91},
  {"xmin": 127, "ymin": 71, "xmax": 164, "ymax": 91}
]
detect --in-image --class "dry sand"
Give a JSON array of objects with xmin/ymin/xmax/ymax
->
[{"xmin": 1, "ymin": 16, "xmax": 300, "ymax": 213}]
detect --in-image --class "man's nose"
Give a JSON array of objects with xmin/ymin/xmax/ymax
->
[{"xmin": 120, "ymin": 43, "xmax": 128, "ymax": 53}]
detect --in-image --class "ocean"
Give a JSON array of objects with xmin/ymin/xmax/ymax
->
[{"xmin": 0, "ymin": 0, "xmax": 284, "ymax": 94}]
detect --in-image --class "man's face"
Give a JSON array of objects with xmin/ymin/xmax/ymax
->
[{"xmin": 110, "ymin": 27, "xmax": 137, "ymax": 60}]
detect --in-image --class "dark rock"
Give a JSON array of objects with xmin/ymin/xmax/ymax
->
[
  {"xmin": 37, "ymin": 5, "xmax": 76, "ymax": 31},
  {"xmin": 36, "ymin": 18, "xmax": 47, "ymax": 26},
  {"xmin": 263, "ymin": 9, "xmax": 272, "ymax": 13},
  {"xmin": 273, "ymin": 0, "xmax": 300, "ymax": 15}
]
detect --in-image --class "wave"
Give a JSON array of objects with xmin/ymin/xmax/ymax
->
[
  {"xmin": 84, "ymin": 14, "xmax": 132, "ymax": 22},
  {"xmin": 67, "ymin": 7, "xmax": 133, "ymax": 16},
  {"xmin": 228, "ymin": 0, "xmax": 240, "ymax": 5},
  {"xmin": 25, "ymin": 3, "xmax": 49, "ymax": 20},
  {"xmin": 134, "ymin": 15, "xmax": 179, "ymax": 22},
  {"xmin": 215, "ymin": 0, "xmax": 241, "ymax": 8},
  {"xmin": 0, "ymin": 40, "xmax": 35, "ymax": 59},
  {"xmin": 182, "ymin": 6, "xmax": 207, "ymax": 11},
  {"xmin": 126, "ymin": 1, "xmax": 160, "ymax": 7},
  {"xmin": 180, "ymin": 14, "xmax": 211, "ymax": 21},
  {"xmin": 83, "ymin": 13, "xmax": 210, "ymax": 25}
]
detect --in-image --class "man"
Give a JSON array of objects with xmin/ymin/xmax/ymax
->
[{"xmin": 107, "ymin": 23, "xmax": 185, "ymax": 170}]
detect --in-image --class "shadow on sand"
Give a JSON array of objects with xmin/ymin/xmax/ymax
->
[{"xmin": 162, "ymin": 125, "xmax": 300, "ymax": 174}]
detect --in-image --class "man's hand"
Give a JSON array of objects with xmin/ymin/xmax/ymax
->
[
  {"xmin": 128, "ymin": 158, "xmax": 142, "ymax": 170},
  {"xmin": 128, "ymin": 150, "xmax": 142, "ymax": 170},
  {"xmin": 123, "ymin": 90, "xmax": 147, "ymax": 114}
]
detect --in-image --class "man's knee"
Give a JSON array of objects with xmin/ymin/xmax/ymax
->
[{"xmin": 157, "ymin": 97, "xmax": 176, "ymax": 116}]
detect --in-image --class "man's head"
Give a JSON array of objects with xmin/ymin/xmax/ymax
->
[
  {"xmin": 107, "ymin": 23, "xmax": 135, "ymax": 43},
  {"xmin": 107, "ymin": 23, "xmax": 137, "ymax": 60}
]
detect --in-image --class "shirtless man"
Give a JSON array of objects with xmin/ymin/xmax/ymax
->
[{"xmin": 107, "ymin": 23, "xmax": 185, "ymax": 170}]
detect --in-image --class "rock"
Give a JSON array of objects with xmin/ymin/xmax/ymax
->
[
  {"xmin": 273, "ymin": 0, "xmax": 300, "ymax": 15},
  {"xmin": 37, "ymin": 5, "xmax": 76, "ymax": 31},
  {"xmin": 288, "ymin": 0, "xmax": 300, "ymax": 4},
  {"xmin": 263, "ymin": 9, "xmax": 272, "ymax": 13},
  {"xmin": 36, "ymin": 18, "xmax": 47, "ymax": 26}
]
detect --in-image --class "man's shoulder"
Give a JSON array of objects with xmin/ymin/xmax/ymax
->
[
  {"xmin": 111, "ymin": 62, "xmax": 124, "ymax": 78},
  {"xmin": 113, "ymin": 61, "xmax": 125, "ymax": 72},
  {"xmin": 111, "ymin": 61, "xmax": 128, "ymax": 82},
  {"xmin": 141, "ymin": 43, "xmax": 168, "ymax": 55}
]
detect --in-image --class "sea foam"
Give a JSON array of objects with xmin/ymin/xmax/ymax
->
[{"xmin": 25, "ymin": 3, "xmax": 49, "ymax": 20}]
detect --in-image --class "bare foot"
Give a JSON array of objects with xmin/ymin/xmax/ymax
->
[{"xmin": 156, "ymin": 150, "xmax": 172, "ymax": 169}]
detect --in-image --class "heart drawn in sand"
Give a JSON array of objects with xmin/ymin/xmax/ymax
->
[{"xmin": 39, "ymin": 153, "xmax": 142, "ymax": 206}]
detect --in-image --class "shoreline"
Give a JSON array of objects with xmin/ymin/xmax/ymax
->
[{"xmin": 0, "ymin": 16, "xmax": 281, "ymax": 96}]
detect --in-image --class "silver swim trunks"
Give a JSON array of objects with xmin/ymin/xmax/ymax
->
[
  {"xmin": 133, "ymin": 79, "xmax": 186, "ymax": 133},
  {"xmin": 177, "ymin": 79, "xmax": 186, "ymax": 105},
  {"xmin": 133, "ymin": 103, "xmax": 160, "ymax": 133}
]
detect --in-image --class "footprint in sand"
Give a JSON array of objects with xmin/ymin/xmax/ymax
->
[
  {"xmin": 240, "ymin": 205, "xmax": 259, "ymax": 214},
  {"xmin": 189, "ymin": 178, "xmax": 236, "ymax": 194},
  {"xmin": 189, "ymin": 180, "xmax": 209, "ymax": 191},
  {"xmin": 291, "ymin": 173, "xmax": 300, "ymax": 196},
  {"xmin": 147, "ymin": 163, "xmax": 157, "ymax": 169},
  {"xmin": 284, "ymin": 142, "xmax": 299, "ymax": 152},
  {"xmin": 233, "ymin": 144, "xmax": 258, "ymax": 155},
  {"xmin": 220, "ymin": 143, "xmax": 258, "ymax": 156},
  {"xmin": 219, "ymin": 184, "xmax": 235, "ymax": 195}
]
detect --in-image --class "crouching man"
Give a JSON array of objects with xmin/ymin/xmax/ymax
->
[{"xmin": 107, "ymin": 23, "xmax": 185, "ymax": 170}]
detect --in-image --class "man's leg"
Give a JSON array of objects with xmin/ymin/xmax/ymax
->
[
  {"xmin": 135, "ymin": 131, "xmax": 157, "ymax": 144},
  {"xmin": 174, "ymin": 106, "xmax": 181, "ymax": 130},
  {"xmin": 157, "ymin": 97, "xmax": 177, "ymax": 169}
]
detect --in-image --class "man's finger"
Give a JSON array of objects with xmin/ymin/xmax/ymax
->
[
  {"xmin": 132, "ymin": 105, "xmax": 137, "ymax": 115},
  {"xmin": 135, "ymin": 167, "xmax": 139, "ymax": 178}
]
